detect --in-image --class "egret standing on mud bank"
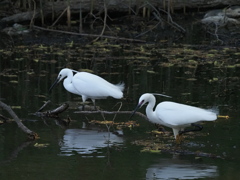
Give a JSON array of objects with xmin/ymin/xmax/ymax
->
[
  {"xmin": 131, "ymin": 93, "xmax": 218, "ymax": 141},
  {"xmin": 49, "ymin": 68, "xmax": 124, "ymax": 109}
]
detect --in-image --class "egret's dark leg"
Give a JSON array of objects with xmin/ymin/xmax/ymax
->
[
  {"xmin": 179, "ymin": 123, "xmax": 203, "ymax": 135},
  {"xmin": 94, "ymin": 103, "xmax": 97, "ymax": 111},
  {"xmin": 92, "ymin": 99, "xmax": 97, "ymax": 111},
  {"xmin": 82, "ymin": 103, "xmax": 85, "ymax": 111}
]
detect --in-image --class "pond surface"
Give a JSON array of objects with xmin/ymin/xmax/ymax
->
[{"xmin": 1, "ymin": 40, "xmax": 240, "ymax": 180}]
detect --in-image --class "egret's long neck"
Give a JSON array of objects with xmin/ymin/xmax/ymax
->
[
  {"xmin": 146, "ymin": 97, "xmax": 158, "ymax": 124},
  {"xmin": 63, "ymin": 72, "xmax": 77, "ymax": 94},
  {"xmin": 63, "ymin": 72, "xmax": 73, "ymax": 86}
]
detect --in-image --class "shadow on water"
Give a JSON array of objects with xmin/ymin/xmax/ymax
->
[{"xmin": 1, "ymin": 42, "xmax": 240, "ymax": 179}]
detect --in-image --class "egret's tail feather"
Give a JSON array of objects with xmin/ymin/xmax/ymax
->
[
  {"xmin": 115, "ymin": 82, "xmax": 125, "ymax": 92},
  {"xmin": 207, "ymin": 106, "xmax": 219, "ymax": 115}
]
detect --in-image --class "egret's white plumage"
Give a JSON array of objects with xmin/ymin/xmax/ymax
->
[
  {"xmin": 49, "ymin": 68, "xmax": 124, "ymax": 107},
  {"xmin": 131, "ymin": 93, "xmax": 217, "ymax": 139}
]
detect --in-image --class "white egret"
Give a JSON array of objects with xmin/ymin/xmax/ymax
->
[
  {"xmin": 131, "ymin": 93, "xmax": 218, "ymax": 140},
  {"xmin": 49, "ymin": 68, "xmax": 124, "ymax": 109}
]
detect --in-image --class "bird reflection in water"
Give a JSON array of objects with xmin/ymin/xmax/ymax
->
[
  {"xmin": 146, "ymin": 156, "xmax": 218, "ymax": 179},
  {"xmin": 59, "ymin": 128, "xmax": 124, "ymax": 157}
]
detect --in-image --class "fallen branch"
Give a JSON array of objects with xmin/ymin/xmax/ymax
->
[
  {"xmin": 32, "ymin": 102, "xmax": 69, "ymax": 118},
  {"xmin": 0, "ymin": 101, "xmax": 38, "ymax": 139},
  {"xmin": 74, "ymin": 110, "xmax": 149, "ymax": 121},
  {"xmin": 32, "ymin": 25, "xmax": 146, "ymax": 43}
]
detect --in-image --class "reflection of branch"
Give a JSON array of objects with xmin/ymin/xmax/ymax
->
[
  {"xmin": 0, "ymin": 141, "xmax": 33, "ymax": 165},
  {"xmin": 54, "ymin": 117, "xmax": 71, "ymax": 128},
  {"xmin": 0, "ymin": 101, "xmax": 38, "ymax": 139},
  {"xmin": 74, "ymin": 110, "xmax": 149, "ymax": 121},
  {"xmin": 208, "ymin": 23, "xmax": 223, "ymax": 44},
  {"xmin": 32, "ymin": 101, "xmax": 70, "ymax": 128},
  {"xmin": 214, "ymin": 23, "xmax": 223, "ymax": 44}
]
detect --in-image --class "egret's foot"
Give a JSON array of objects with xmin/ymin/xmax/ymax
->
[
  {"xmin": 218, "ymin": 115, "xmax": 229, "ymax": 119},
  {"xmin": 176, "ymin": 134, "xmax": 184, "ymax": 144},
  {"xmin": 151, "ymin": 130, "xmax": 165, "ymax": 135}
]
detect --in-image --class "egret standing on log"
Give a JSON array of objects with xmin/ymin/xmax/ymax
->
[
  {"xmin": 131, "ymin": 93, "xmax": 218, "ymax": 141},
  {"xmin": 49, "ymin": 68, "xmax": 124, "ymax": 110}
]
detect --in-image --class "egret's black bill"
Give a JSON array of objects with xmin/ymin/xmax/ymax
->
[
  {"xmin": 49, "ymin": 77, "xmax": 60, "ymax": 92},
  {"xmin": 130, "ymin": 103, "xmax": 142, "ymax": 119}
]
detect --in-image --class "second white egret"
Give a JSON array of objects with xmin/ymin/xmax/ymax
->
[
  {"xmin": 131, "ymin": 93, "xmax": 218, "ymax": 140},
  {"xmin": 49, "ymin": 68, "xmax": 124, "ymax": 109}
]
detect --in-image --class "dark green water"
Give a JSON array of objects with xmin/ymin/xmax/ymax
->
[{"xmin": 0, "ymin": 42, "xmax": 240, "ymax": 180}]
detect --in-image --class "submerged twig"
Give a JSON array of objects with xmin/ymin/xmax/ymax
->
[{"xmin": 36, "ymin": 100, "xmax": 51, "ymax": 112}]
